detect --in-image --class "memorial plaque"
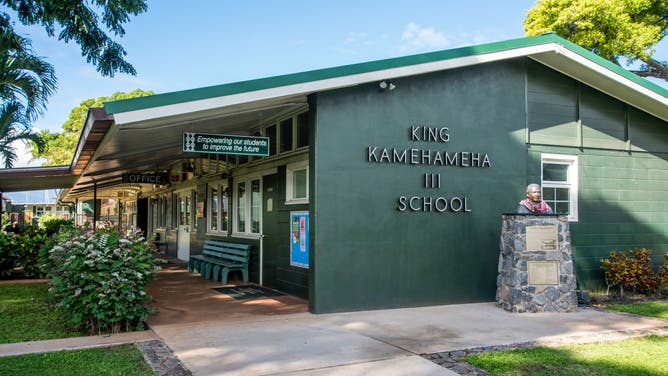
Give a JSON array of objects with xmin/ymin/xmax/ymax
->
[
  {"xmin": 528, "ymin": 261, "xmax": 560, "ymax": 285},
  {"xmin": 526, "ymin": 225, "xmax": 557, "ymax": 250}
]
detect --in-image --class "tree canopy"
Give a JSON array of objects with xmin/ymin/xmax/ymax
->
[
  {"xmin": 33, "ymin": 89, "xmax": 154, "ymax": 166},
  {"xmin": 1, "ymin": 0, "xmax": 148, "ymax": 77},
  {"xmin": 524, "ymin": 0, "xmax": 668, "ymax": 81},
  {"xmin": 0, "ymin": 18, "xmax": 54, "ymax": 167}
]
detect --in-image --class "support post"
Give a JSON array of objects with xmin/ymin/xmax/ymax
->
[{"xmin": 93, "ymin": 182, "xmax": 97, "ymax": 230}]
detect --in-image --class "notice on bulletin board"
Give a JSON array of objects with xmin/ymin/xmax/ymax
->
[{"xmin": 290, "ymin": 211, "xmax": 309, "ymax": 269}]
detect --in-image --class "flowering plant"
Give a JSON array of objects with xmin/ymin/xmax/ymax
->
[
  {"xmin": 0, "ymin": 213, "xmax": 18, "ymax": 276},
  {"xmin": 518, "ymin": 198, "xmax": 552, "ymax": 213},
  {"xmin": 47, "ymin": 226, "xmax": 161, "ymax": 334}
]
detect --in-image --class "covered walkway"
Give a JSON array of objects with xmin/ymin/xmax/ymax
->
[{"xmin": 146, "ymin": 259, "xmax": 308, "ymax": 326}]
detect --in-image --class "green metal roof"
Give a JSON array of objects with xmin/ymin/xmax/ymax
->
[{"xmin": 104, "ymin": 33, "xmax": 668, "ymax": 114}]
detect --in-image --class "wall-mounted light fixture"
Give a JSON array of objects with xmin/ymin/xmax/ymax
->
[{"xmin": 379, "ymin": 80, "xmax": 396, "ymax": 91}]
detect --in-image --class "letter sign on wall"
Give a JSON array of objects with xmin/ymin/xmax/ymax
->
[{"xmin": 122, "ymin": 173, "xmax": 169, "ymax": 184}]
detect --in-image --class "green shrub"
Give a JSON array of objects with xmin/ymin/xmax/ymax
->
[
  {"xmin": 0, "ymin": 213, "xmax": 17, "ymax": 276},
  {"xmin": 38, "ymin": 214, "xmax": 73, "ymax": 236},
  {"xmin": 601, "ymin": 248, "xmax": 662, "ymax": 298},
  {"xmin": 0, "ymin": 231, "xmax": 17, "ymax": 276},
  {"xmin": 47, "ymin": 227, "xmax": 161, "ymax": 335},
  {"xmin": 659, "ymin": 252, "xmax": 668, "ymax": 293},
  {"xmin": 14, "ymin": 226, "xmax": 49, "ymax": 278}
]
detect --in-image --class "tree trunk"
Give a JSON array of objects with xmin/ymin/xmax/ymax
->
[{"xmin": 632, "ymin": 58, "xmax": 668, "ymax": 81}]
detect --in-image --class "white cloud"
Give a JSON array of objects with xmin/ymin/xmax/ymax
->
[
  {"xmin": 9, "ymin": 140, "xmax": 44, "ymax": 168},
  {"xmin": 400, "ymin": 23, "xmax": 450, "ymax": 52}
]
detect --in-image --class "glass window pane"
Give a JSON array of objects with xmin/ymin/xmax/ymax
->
[
  {"xmin": 251, "ymin": 179, "xmax": 261, "ymax": 233},
  {"xmin": 222, "ymin": 188, "xmax": 229, "ymax": 232},
  {"xmin": 237, "ymin": 182, "xmax": 246, "ymax": 232},
  {"xmin": 543, "ymin": 163, "xmax": 568, "ymax": 182},
  {"xmin": 542, "ymin": 188, "xmax": 555, "ymax": 201},
  {"xmin": 185, "ymin": 193, "xmax": 191, "ymax": 226},
  {"xmin": 555, "ymin": 201, "xmax": 570, "ymax": 215},
  {"xmin": 266, "ymin": 124, "xmax": 277, "ymax": 156},
  {"xmin": 556, "ymin": 188, "xmax": 569, "ymax": 201},
  {"xmin": 280, "ymin": 118, "xmax": 293, "ymax": 153},
  {"xmin": 179, "ymin": 196, "xmax": 185, "ymax": 225},
  {"xmin": 297, "ymin": 112, "xmax": 309, "ymax": 148},
  {"xmin": 293, "ymin": 169, "xmax": 307, "ymax": 199},
  {"xmin": 210, "ymin": 186, "xmax": 218, "ymax": 231}
]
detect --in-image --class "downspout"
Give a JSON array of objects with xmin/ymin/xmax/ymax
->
[{"xmin": 93, "ymin": 181, "xmax": 97, "ymax": 230}]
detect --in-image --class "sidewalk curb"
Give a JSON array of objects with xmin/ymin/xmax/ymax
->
[{"xmin": 0, "ymin": 330, "xmax": 158, "ymax": 358}]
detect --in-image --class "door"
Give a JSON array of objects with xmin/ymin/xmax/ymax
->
[
  {"xmin": 176, "ymin": 190, "xmax": 192, "ymax": 261},
  {"xmin": 136, "ymin": 198, "xmax": 148, "ymax": 238}
]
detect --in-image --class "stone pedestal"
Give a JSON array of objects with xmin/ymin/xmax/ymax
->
[{"xmin": 496, "ymin": 214, "xmax": 577, "ymax": 313}]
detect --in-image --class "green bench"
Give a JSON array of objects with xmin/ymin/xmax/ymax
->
[{"xmin": 188, "ymin": 240, "xmax": 251, "ymax": 285}]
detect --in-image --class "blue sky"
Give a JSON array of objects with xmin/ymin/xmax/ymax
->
[{"xmin": 10, "ymin": 0, "xmax": 668, "ymax": 167}]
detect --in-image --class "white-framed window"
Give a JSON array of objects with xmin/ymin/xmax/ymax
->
[
  {"xmin": 233, "ymin": 176, "xmax": 262, "ymax": 236},
  {"xmin": 541, "ymin": 153, "xmax": 579, "ymax": 221},
  {"xmin": 286, "ymin": 161, "xmax": 309, "ymax": 204},
  {"xmin": 207, "ymin": 182, "xmax": 229, "ymax": 234}
]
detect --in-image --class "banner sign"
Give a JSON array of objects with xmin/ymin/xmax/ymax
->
[
  {"xmin": 290, "ymin": 211, "xmax": 309, "ymax": 268},
  {"xmin": 183, "ymin": 132, "xmax": 270, "ymax": 156},
  {"xmin": 122, "ymin": 173, "xmax": 169, "ymax": 184}
]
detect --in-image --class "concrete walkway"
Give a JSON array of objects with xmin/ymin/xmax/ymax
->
[{"xmin": 149, "ymin": 303, "xmax": 668, "ymax": 376}]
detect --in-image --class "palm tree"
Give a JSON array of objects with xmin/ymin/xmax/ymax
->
[
  {"xmin": 0, "ymin": 20, "xmax": 57, "ymax": 167},
  {"xmin": 0, "ymin": 102, "xmax": 44, "ymax": 167}
]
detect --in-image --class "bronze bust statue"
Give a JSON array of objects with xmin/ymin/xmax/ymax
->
[{"xmin": 517, "ymin": 184, "xmax": 553, "ymax": 214}]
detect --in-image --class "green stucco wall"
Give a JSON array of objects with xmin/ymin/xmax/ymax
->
[
  {"xmin": 310, "ymin": 58, "xmax": 668, "ymax": 313},
  {"xmin": 310, "ymin": 60, "xmax": 529, "ymax": 313},
  {"xmin": 526, "ymin": 61, "xmax": 668, "ymax": 289}
]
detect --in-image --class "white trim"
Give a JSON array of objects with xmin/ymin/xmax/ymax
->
[
  {"xmin": 285, "ymin": 160, "xmax": 309, "ymax": 205},
  {"xmin": 552, "ymin": 46, "xmax": 668, "ymax": 107},
  {"xmin": 113, "ymin": 45, "xmax": 558, "ymax": 125},
  {"xmin": 232, "ymin": 176, "xmax": 263, "ymax": 237},
  {"xmin": 541, "ymin": 153, "xmax": 579, "ymax": 222},
  {"xmin": 206, "ymin": 181, "xmax": 229, "ymax": 234}
]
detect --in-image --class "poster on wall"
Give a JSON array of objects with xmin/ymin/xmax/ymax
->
[{"xmin": 290, "ymin": 211, "xmax": 309, "ymax": 268}]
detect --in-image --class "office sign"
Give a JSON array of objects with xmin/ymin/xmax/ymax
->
[
  {"xmin": 122, "ymin": 173, "xmax": 169, "ymax": 184},
  {"xmin": 183, "ymin": 132, "xmax": 270, "ymax": 156}
]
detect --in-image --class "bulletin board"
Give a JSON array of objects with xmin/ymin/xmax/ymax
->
[{"xmin": 290, "ymin": 211, "xmax": 309, "ymax": 268}]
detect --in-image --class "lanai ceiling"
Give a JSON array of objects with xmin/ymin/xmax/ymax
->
[{"xmin": 62, "ymin": 95, "xmax": 307, "ymax": 200}]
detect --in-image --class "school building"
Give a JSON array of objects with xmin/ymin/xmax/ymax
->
[{"xmin": 1, "ymin": 33, "xmax": 666, "ymax": 313}]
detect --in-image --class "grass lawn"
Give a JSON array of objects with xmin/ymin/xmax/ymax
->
[
  {"xmin": 605, "ymin": 301, "xmax": 668, "ymax": 320},
  {"xmin": 0, "ymin": 344, "xmax": 155, "ymax": 375},
  {"xmin": 0, "ymin": 283, "xmax": 81, "ymax": 344},
  {"xmin": 465, "ymin": 335, "xmax": 668, "ymax": 376}
]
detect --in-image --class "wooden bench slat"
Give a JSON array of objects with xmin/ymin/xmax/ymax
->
[{"xmin": 188, "ymin": 240, "xmax": 251, "ymax": 284}]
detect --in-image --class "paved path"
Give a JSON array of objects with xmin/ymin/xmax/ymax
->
[
  {"xmin": 149, "ymin": 303, "xmax": 668, "ymax": 375},
  {"xmin": 1, "ymin": 302, "xmax": 667, "ymax": 375}
]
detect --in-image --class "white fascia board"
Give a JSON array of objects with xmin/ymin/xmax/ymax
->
[
  {"xmin": 552, "ymin": 45, "xmax": 668, "ymax": 107},
  {"xmin": 113, "ymin": 44, "xmax": 558, "ymax": 126}
]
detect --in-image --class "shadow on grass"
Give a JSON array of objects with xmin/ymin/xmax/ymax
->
[
  {"xmin": 0, "ymin": 283, "xmax": 81, "ymax": 344},
  {"xmin": 465, "ymin": 335, "xmax": 668, "ymax": 376}
]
